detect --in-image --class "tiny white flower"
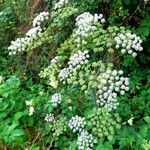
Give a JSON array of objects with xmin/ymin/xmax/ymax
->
[
  {"xmin": 132, "ymin": 52, "xmax": 137, "ymax": 57},
  {"xmin": 128, "ymin": 49, "xmax": 133, "ymax": 54},
  {"xmin": 112, "ymin": 70, "xmax": 117, "ymax": 76},
  {"xmin": 127, "ymin": 116, "xmax": 134, "ymax": 126},
  {"xmin": 121, "ymin": 49, "xmax": 126, "ymax": 54},
  {"xmin": 120, "ymin": 90, "xmax": 125, "ymax": 95},
  {"xmin": 29, "ymin": 106, "xmax": 34, "ymax": 116}
]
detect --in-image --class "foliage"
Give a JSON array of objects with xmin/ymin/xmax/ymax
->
[{"xmin": 0, "ymin": 0, "xmax": 150, "ymax": 149}]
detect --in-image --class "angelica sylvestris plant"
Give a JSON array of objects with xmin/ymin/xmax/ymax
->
[{"xmin": 7, "ymin": 0, "xmax": 144, "ymax": 149}]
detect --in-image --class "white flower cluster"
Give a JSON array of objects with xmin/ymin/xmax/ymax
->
[
  {"xmin": 8, "ymin": 26, "xmax": 43, "ymax": 55},
  {"xmin": 68, "ymin": 115, "xmax": 86, "ymax": 133},
  {"xmin": 51, "ymin": 93, "xmax": 62, "ymax": 107},
  {"xmin": 8, "ymin": 38, "xmax": 27, "ymax": 55},
  {"xmin": 75, "ymin": 12, "xmax": 105, "ymax": 37},
  {"xmin": 58, "ymin": 68, "xmax": 70, "ymax": 82},
  {"xmin": 58, "ymin": 50, "xmax": 89, "ymax": 84},
  {"xmin": 96, "ymin": 70, "xmax": 129, "ymax": 111},
  {"xmin": 77, "ymin": 130, "xmax": 94, "ymax": 150},
  {"xmin": 44, "ymin": 113, "xmax": 55, "ymax": 122},
  {"xmin": 53, "ymin": 0, "xmax": 69, "ymax": 10},
  {"xmin": 114, "ymin": 32, "xmax": 143, "ymax": 57},
  {"xmin": 68, "ymin": 50, "xmax": 89, "ymax": 66},
  {"xmin": 8, "ymin": 11, "xmax": 49, "ymax": 55},
  {"xmin": 33, "ymin": 12, "xmax": 49, "ymax": 27},
  {"xmin": 26, "ymin": 26, "xmax": 42, "ymax": 37}
]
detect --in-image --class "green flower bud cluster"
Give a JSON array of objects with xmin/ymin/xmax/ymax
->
[
  {"xmin": 25, "ymin": 28, "xmax": 53, "ymax": 52},
  {"xmin": 39, "ymin": 56, "xmax": 62, "ymax": 79},
  {"xmin": 65, "ymin": 61, "xmax": 113, "ymax": 91},
  {"xmin": 83, "ymin": 24, "xmax": 113, "ymax": 53},
  {"xmin": 87, "ymin": 108, "xmax": 121, "ymax": 141},
  {"xmin": 85, "ymin": 62, "xmax": 113, "ymax": 90},
  {"xmin": 39, "ymin": 56, "xmax": 66, "ymax": 88},
  {"xmin": 56, "ymin": 34, "xmax": 77, "ymax": 55},
  {"xmin": 80, "ymin": 26, "xmax": 126, "ymax": 54},
  {"xmin": 51, "ymin": 6, "xmax": 78, "ymax": 28},
  {"xmin": 51, "ymin": 116, "xmax": 67, "ymax": 140}
]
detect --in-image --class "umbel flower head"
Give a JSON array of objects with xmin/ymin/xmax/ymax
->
[
  {"xmin": 68, "ymin": 115, "xmax": 86, "ymax": 133},
  {"xmin": 96, "ymin": 69, "xmax": 129, "ymax": 111},
  {"xmin": 53, "ymin": 0, "xmax": 69, "ymax": 10},
  {"xmin": 59, "ymin": 50, "xmax": 89, "ymax": 84},
  {"xmin": 77, "ymin": 130, "xmax": 94, "ymax": 150},
  {"xmin": 114, "ymin": 32, "xmax": 143, "ymax": 57},
  {"xmin": 50, "ymin": 93, "xmax": 62, "ymax": 107},
  {"xmin": 32, "ymin": 11, "xmax": 49, "ymax": 27},
  {"xmin": 74, "ymin": 12, "xmax": 105, "ymax": 37},
  {"xmin": 44, "ymin": 113, "xmax": 55, "ymax": 122}
]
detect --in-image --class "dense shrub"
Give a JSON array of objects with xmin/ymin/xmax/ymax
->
[{"xmin": 0, "ymin": 0, "xmax": 150, "ymax": 149}]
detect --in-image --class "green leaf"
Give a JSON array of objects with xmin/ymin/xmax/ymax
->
[
  {"xmin": 11, "ymin": 129, "xmax": 25, "ymax": 137},
  {"xmin": 96, "ymin": 142, "xmax": 113, "ymax": 150},
  {"xmin": 68, "ymin": 140, "xmax": 77, "ymax": 150},
  {"xmin": 139, "ymin": 126, "xmax": 148, "ymax": 138},
  {"xmin": 6, "ymin": 123, "xmax": 19, "ymax": 135},
  {"xmin": 13, "ymin": 112, "xmax": 23, "ymax": 123},
  {"xmin": 144, "ymin": 116, "xmax": 150, "ymax": 123}
]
